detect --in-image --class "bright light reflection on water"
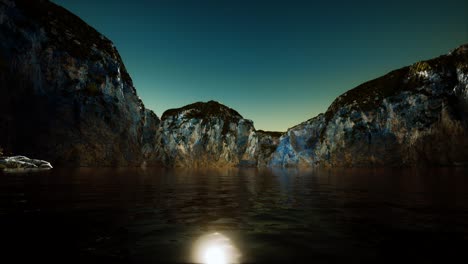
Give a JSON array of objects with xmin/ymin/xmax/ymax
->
[{"xmin": 192, "ymin": 232, "xmax": 241, "ymax": 264}]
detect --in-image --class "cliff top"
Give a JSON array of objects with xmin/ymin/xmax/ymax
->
[
  {"xmin": 4, "ymin": 0, "xmax": 132, "ymax": 84},
  {"xmin": 324, "ymin": 43, "xmax": 468, "ymax": 122},
  {"xmin": 161, "ymin": 100, "xmax": 243, "ymax": 121}
]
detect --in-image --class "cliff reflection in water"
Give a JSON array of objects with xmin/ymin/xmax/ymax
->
[{"xmin": 0, "ymin": 167, "xmax": 468, "ymax": 263}]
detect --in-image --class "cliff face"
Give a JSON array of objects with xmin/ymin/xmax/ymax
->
[
  {"xmin": 161, "ymin": 46, "xmax": 468, "ymax": 168},
  {"xmin": 270, "ymin": 45, "xmax": 468, "ymax": 167},
  {"xmin": 269, "ymin": 114, "xmax": 326, "ymax": 167},
  {"xmin": 0, "ymin": 0, "xmax": 160, "ymax": 166},
  {"xmin": 157, "ymin": 101, "xmax": 280, "ymax": 167},
  {"xmin": 1, "ymin": 1, "xmax": 467, "ymax": 168}
]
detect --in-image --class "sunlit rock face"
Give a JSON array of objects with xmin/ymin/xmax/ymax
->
[
  {"xmin": 271, "ymin": 44, "xmax": 468, "ymax": 167},
  {"xmin": 157, "ymin": 101, "xmax": 281, "ymax": 167},
  {"xmin": 0, "ymin": 0, "xmax": 160, "ymax": 166}
]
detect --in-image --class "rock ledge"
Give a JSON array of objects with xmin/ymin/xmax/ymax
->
[{"xmin": 0, "ymin": 156, "xmax": 53, "ymax": 171}]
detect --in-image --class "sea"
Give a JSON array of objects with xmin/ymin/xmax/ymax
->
[{"xmin": 1, "ymin": 167, "xmax": 467, "ymax": 263}]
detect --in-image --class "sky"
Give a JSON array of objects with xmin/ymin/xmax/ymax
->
[{"xmin": 52, "ymin": 0, "xmax": 468, "ymax": 131}]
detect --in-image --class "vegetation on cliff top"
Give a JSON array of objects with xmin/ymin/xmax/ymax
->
[
  {"xmin": 323, "ymin": 44, "xmax": 468, "ymax": 123},
  {"xmin": 161, "ymin": 100, "xmax": 243, "ymax": 121}
]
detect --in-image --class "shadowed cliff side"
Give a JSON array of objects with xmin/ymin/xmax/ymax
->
[{"xmin": 0, "ymin": 0, "xmax": 160, "ymax": 166}]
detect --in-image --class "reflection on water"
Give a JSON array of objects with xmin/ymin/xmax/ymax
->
[
  {"xmin": 0, "ymin": 167, "xmax": 468, "ymax": 263},
  {"xmin": 192, "ymin": 232, "xmax": 240, "ymax": 264}
]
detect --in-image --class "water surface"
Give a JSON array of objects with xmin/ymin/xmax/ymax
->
[{"xmin": 1, "ymin": 167, "xmax": 467, "ymax": 263}]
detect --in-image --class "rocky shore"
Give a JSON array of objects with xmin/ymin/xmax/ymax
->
[{"xmin": 0, "ymin": 156, "xmax": 53, "ymax": 172}]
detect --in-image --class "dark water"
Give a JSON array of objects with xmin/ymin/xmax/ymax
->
[{"xmin": 1, "ymin": 168, "xmax": 468, "ymax": 263}]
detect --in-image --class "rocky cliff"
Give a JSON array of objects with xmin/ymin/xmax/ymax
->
[
  {"xmin": 0, "ymin": 0, "xmax": 160, "ymax": 166},
  {"xmin": 157, "ymin": 101, "xmax": 280, "ymax": 167},
  {"xmin": 156, "ymin": 46, "xmax": 468, "ymax": 168},
  {"xmin": 270, "ymin": 45, "xmax": 468, "ymax": 167},
  {"xmin": 1, "ymin": 1, "xmax": 467, "ymax": 168}
]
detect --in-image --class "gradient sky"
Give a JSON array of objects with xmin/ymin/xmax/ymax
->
[{"xmin": 52, "ymin": 0, "xmax": 467, "ymax": 131}]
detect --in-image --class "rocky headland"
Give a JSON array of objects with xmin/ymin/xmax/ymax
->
[
  {"xmin": 270, "ymin": 45, "xmax": 468, "ymax": 167},
  {"xmin": 156, "ymin": 101, "xmax": 281, "ymax": 167},
  {"xmin": 0, "ymin": 0, "xmax": 159, "ymax": 167}
]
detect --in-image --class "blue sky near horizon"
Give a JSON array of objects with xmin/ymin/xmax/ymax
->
[{"xmin": 53, "ymin": 0, "xmax": 467, "ymax": 131}]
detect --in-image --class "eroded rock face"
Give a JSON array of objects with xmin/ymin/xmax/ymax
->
[
  {"xmin": 0, "ymin": 0, "xmax": 160, "ymax": 166},
  {"xmin": 270, "ymin": 44, "xmax": 468, "ymax": 167},
  {"xmin": 157, "ymin": 101, "xmax": 281, "ymax": 167},
  {"xmin": 162, "ymin": 46, "xmax": 468, "ymax": 168},
  {"xmin": 252, "ymin": 130, "xmax": 282, "ymax": 167},
  {"xmin": 269, "ymin": 115, "xmax": 326, "ymax": 167},
  {"xmin": 1, "ymin": 1, "xmax": 467, "ymax": 168}
]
